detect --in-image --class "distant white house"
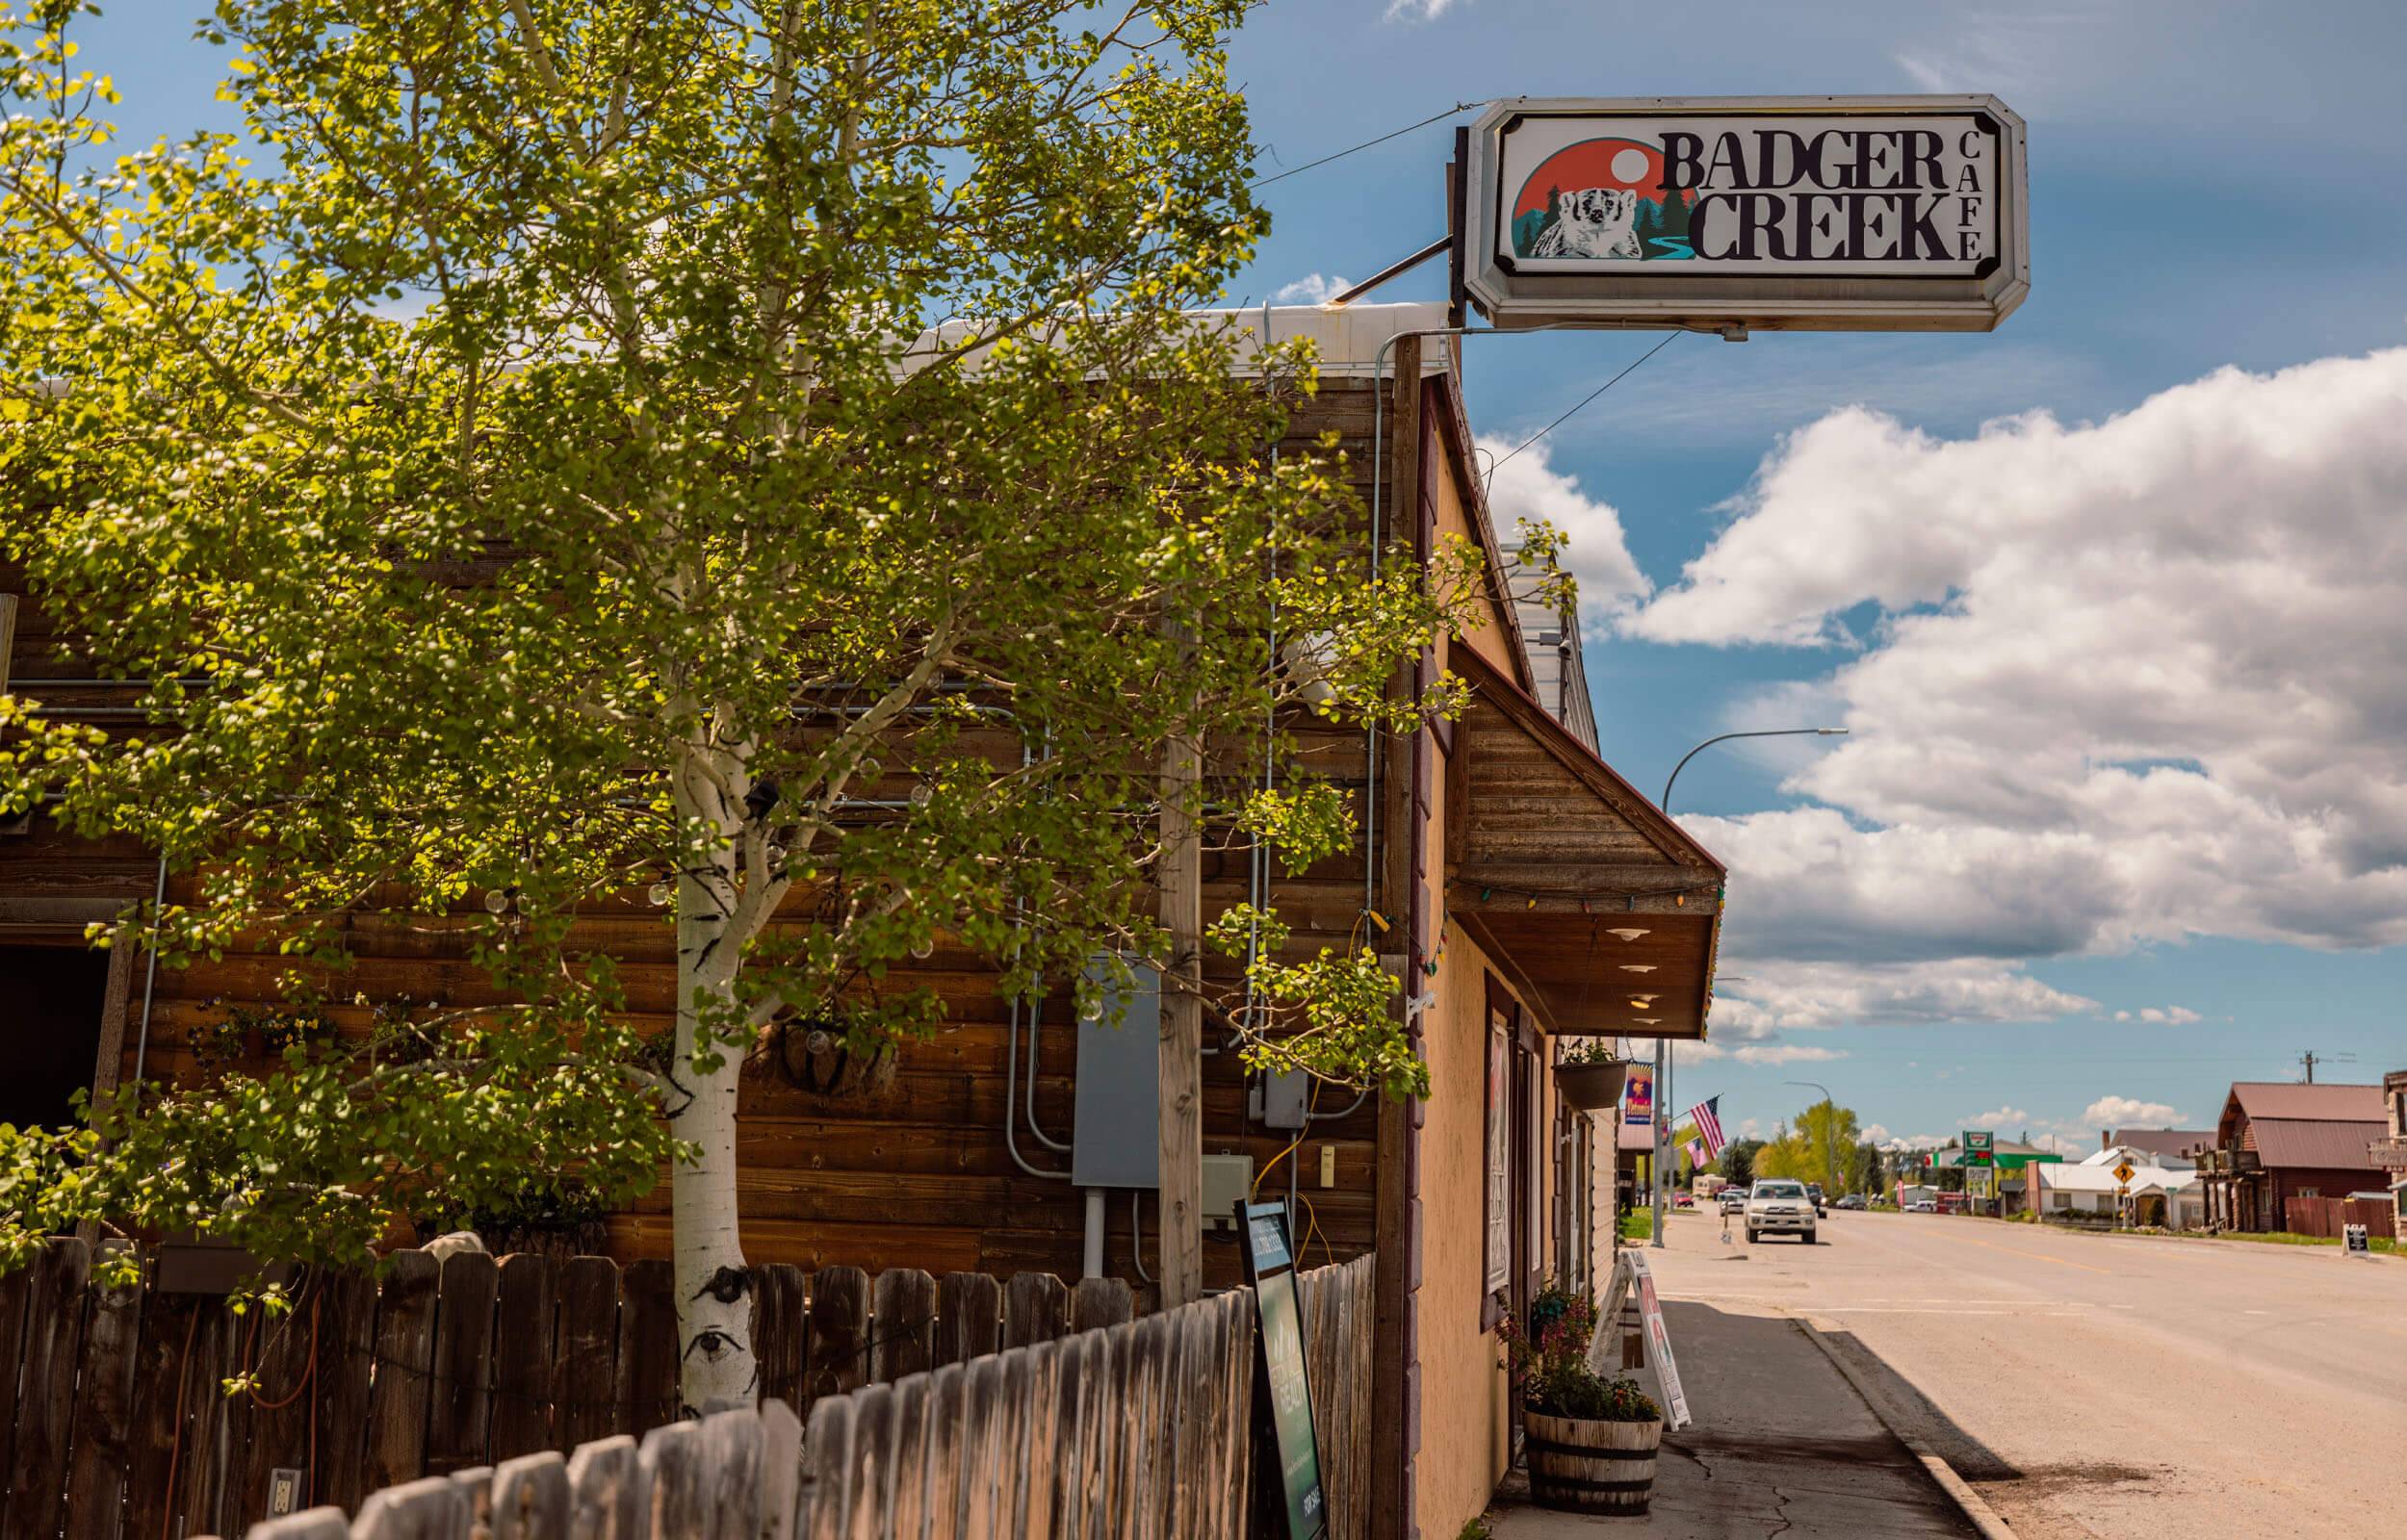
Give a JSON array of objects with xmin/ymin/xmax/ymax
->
[{"xmin": 2032, "ymin": 1145, "xmax": 2204, "ymax": 1229}]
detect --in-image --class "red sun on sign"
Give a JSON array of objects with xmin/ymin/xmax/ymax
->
[{"xmin": 1512, "ymin": 137, "xmax": 1683, "ymax": 220}]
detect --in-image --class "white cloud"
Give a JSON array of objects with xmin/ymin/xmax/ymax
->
[
  {"xmin": 1270, "ymin": 272, "xmax": 1349, "ymax": 305},
  {"xmin": 2083, "ymin": 1095, "xmax": 2184, "ymax": 1129},
  {"xmin": 1480, "ymin": 436, "xmax": 1651, "ymax": 636},
  {"xmin": 1682, "ymin": 1040, "xmax": 1847, "ymax": 1066},
  {"xmin": 2027, "ymin": 1132, "xmax": 2086, "ymax": 1156},
  {"xmin": 1382, "ymin": 0, "xmax": 1462, "ymax": 18},
  {"xmin": 1968, "ymin": 1106, "xmax": 2028, "ymax": 1128},
  {"xmin": 1738, "ymin": 1117, "xmax": 1765, "ymax": 1139},
  {"xmin": 1623, "ymin": 351, "xmax": 2407, "ymax": 1034},
  {"xmin": 1880, "ymin": 1132, "xmax": 1951, "ymax": 1153},
  {"xmin": 1711, "ymin": 958, "xmax": 2095, "ymax": 1033}
]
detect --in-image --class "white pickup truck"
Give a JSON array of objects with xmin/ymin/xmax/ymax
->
[{"xmin": 1745, "ymin": 1179, "xmax": 1818, "ymax": 1245}]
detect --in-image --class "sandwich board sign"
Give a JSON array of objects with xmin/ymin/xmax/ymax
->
[
  {"xmin": 1239, "ymin": 1200, "xmax": 1328, "ymax": 1540},
  {"xmin": 2343, "ymin": 1223, "xmax": 2371, "ymax": 1257},
  {"xmin": 1461, "ymin": 96, "xmax": 2029, "ymax": 332}
]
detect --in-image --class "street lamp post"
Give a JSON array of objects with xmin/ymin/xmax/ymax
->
[{"xmin": 1650, "ymin": 727, "xmax": 1847, "ymax": 1248}]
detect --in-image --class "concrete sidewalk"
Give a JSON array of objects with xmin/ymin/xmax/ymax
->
[{"xmin": 1488, "ymin": 1299, "xmax": 1980, "ymax": 1538}]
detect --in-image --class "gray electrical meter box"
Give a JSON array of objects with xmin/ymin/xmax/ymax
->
[
  {"xmin": 1254, "ymin": 1067, "xmax": 1310, "ymax": 1131},
  {"xmin": 1071, "ymin": 954, "xmax": 1161, "ymax": 1189}
]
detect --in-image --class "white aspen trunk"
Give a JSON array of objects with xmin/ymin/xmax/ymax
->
[{"xmin": 670, "ymin": 768, "xmax": 760, "ymax": 1412}]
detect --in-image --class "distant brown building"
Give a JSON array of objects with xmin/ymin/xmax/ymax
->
[{"xmin": 2192, "ymin": 1082, "xmax": 2386, "ymax": 1233}]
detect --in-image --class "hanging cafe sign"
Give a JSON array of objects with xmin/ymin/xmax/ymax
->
[{"xmin": 1459, "ymin": 96, "xmax": 2029, "ymax": 332}]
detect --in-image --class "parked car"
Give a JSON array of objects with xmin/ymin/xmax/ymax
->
[
  {"xmin": 1834, "ymin": 1194, "xmax": 1867, "ymax": 1210},
  {"xmin": 1719, "ymin": 1190, "xmax": 1747, "ymax": 1216},
  {"xmin": 1745, "ymin": 1179, "xmax": 1817, "ymax": 1245},
  {"xmin": 1905, "ymin": 1199, "xmax": 1938, "ymax": 1213},
  {"xmin": 1675, "ymin": 1192, "xmax": 1695, "ymax": 1208},
  {"xmin": 1805, "ymin": 1183, "xmax": 1828, "ymax": 1215}
]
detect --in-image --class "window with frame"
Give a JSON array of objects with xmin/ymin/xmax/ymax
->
[{"xmin": 1484, "ymin": 1000, "xmax": 1511, "ymax": 1311}]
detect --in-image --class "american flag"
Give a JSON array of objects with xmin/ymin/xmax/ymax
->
[
  {"xmin": 1685, "ymin": 1137, "xmax": 1706, "ymax": 1169},
  {"xmin": 1686, "ymin": 1096, "xmax": 1727, "ymax": 1160}
]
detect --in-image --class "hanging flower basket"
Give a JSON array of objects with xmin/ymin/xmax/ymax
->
[{"xmin": 1555, "ymin": 1059, "xmax": 1628, "ymax": 1111}]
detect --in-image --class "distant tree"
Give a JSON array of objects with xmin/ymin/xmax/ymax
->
[
  {"xmin": 1718, "ymin": 1138, "xmax": 1763, "ymax": 1189},
  {"xmin": 1851, "ymin": 1141, "xmax": 1882, "ymax": 1195}
]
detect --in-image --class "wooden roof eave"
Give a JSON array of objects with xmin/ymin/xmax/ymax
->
[{"xmin": 1441, "ymin": 646, "xmax": 1726, "ymax": 1041}]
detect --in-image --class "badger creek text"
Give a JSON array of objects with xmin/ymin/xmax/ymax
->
[{"xmin": 1661, "ymin": 126, "xmax": 1994, "ymax": 265}]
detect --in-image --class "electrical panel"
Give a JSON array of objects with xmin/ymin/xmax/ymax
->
[
  {"xmin": 1251, "ymin": 1067, "xmax": 1310, "ymax": 1130},
  {"xmin": 1070, "ymin": 954, "xmax": 1161, "ymax": 1190},
  {"xmin": 1201, "ymin": 1153, "xmax": 1255, "ymax": 1231}
]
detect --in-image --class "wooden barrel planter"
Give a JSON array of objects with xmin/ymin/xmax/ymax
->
[
  {"xmin": 1554, "ymin": 1060, "xmax": 1628, "ymax": 1112},
  {"xmin": 1526, "ymin": 1409, "xmax": 1663, "ymax": 1515}
]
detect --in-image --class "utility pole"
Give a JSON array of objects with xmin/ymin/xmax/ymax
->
[{"xmin": 2298, "ymin": 1050, "xmax": 2357, "ymax": 1085}]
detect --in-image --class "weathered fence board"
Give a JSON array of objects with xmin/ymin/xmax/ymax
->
[
  {"xmin": 182, "ymin": 1296, "xmax": 247, "ymax": 1536},
  {"xmin": 618, "ymin": 1258, "xmax": 680, "ymax": 1437},
  {"xmin": 6, "ymin": 1234, "xmax": 91, "ymax": 1536},
  {"xmin": 554, "ymin": 1254, "xmax": 624, "ymax": 1450},
  {"xmin": 806, "ymin": 1265, "xmax": 870, "ymax": 1401},
  {"xmin": 870, "ymin": 1268, "xmax": 935, "ymax": 1385},
  {"xmin": 0, "ymin": 1239, "xmax": 1358, "ymax": 1535},
  {"xmin": 491, "ymin": 1253, "xmax": 558, "ymax": 1462},
  {"xmin": 320, "ymin": 1265, "xmax": 382, "ymax": 1512},
  {"xmin": 1070, "ymin": 1276, "xmax": 1133, "ymax": 1334},
  {"xmin": 428, "ymin": 1250, "xmax": 502, "ymax": 1475},
  {"xmin": 367, "ymin": 1249, "xmax": 442, "ymax": 1491},
  {"xmin": 237, "ymin": 1270, "xmax": 325, "ymax": 1529},
  {"xmin": 489, "ymin": 1449, "xmax": 569, "ymax": 1539},
  {"xmin": 65, "ymin": 1252, "xmax": 142, "ymax": 1539},
  {"xmin": 752, "ymin": 1262, "xmax": 808, "ymax": 1407},
  {"xmin": 935, "ymin": 1271, "xmax": 999, "ymax": 1368},
  {"xmin": 1000, "ymin": 1271, "xmax": 1067, "ymax": 1349},
  {"xmin": 565, "ymin": 1433, "xmax": 647, "ymax": 1539}
]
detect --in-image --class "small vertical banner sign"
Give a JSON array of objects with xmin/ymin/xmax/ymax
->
[
  {"xmin": 1623, "ymin": 1065, "xmax": 1654, "ymax": 1128},
  {"xmin": 1241, "ymin": 1200, "xmax": 1328, "ymax": 1540}
]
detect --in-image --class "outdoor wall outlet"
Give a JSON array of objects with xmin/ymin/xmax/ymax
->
[
  {"xmin": 268, "ymin": 1468, "xmax": 302, "ymax": 1516},
  {"xmin": 1319, "ymin": 1144, "xmax": 1336, "ymax": 1188}
]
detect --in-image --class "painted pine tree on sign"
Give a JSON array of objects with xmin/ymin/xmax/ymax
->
[{"xmin": 0, "ymin": 0, "xmax": 1506, "ymax": 1409}]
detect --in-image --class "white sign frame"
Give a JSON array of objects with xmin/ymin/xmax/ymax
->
[{"xmin": 1462, "ymin": 95, "xmax": 2029, "ymax": 332}]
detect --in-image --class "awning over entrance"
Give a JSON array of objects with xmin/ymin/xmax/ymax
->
[{"xmin": 1444, "ymin": 647, "xmax": 1725, "ymax": 1040}]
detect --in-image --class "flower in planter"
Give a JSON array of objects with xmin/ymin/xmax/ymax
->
[{"xmin": 1497, "ymin": 1277, "xmax": 1660, "ymax": 1422}]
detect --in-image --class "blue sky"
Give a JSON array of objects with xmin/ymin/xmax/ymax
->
[
  {"xmin": 66, "ymin": 2, "xmax": 2407, "ymax": 1153},
  {"xmin": 1223, "ymin": 0, "xmax": 2407, "ymax": 1150}
]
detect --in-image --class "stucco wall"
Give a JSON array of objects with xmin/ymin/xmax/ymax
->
[{"xmin": 1413, "ymin": 919, "xmax": 1507, "ymax": 1535}]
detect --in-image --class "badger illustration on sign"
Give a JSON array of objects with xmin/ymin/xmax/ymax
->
[{"xmin": 1530, "ymin": 187, "xmax": 1644, "ymax": 259}]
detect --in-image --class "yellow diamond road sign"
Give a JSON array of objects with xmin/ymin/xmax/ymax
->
[{"xmin": 2113, "ymin": 1161, "xmax": 2136, "ymax": 1185}]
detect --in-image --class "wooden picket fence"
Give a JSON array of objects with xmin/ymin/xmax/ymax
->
[
  {"xmin": 0, "ymin": 1238, "xmax": 1167, "ymax": 1539},
  {"xmin": 224, "ymin": 1253, "xmax": 1377, "ymax": 1540},
  {"xmin": 0, "ymin": 1239, "xmax": 1374, "ymax": 1540}
]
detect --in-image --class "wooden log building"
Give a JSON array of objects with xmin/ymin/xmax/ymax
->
[{"xmin": 0, "ymin": 301, "xmax": 1726, "ymax": 1535}]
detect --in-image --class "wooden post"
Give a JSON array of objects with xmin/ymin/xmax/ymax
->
[
  {"xmin": 1156, "ymin": 618, "xmax": 1204, "ymax": 1309},
  {"xmin": 0, "ymin": 592, "xmax": 16, "ymax": 691},
  {"xmin": 1370, "ymin": 333, "xmax": 1425, "ymax": 1540}
]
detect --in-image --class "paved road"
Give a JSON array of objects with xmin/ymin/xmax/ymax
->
[{"xmin": 1643, "ymin": 1210, "xmax": 2407, "ymax": 1538}]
